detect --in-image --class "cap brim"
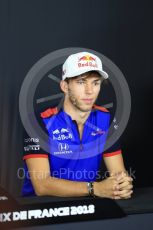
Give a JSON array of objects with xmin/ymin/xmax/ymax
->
[
  {"xmin": 63, "ymin": 69, "xmax": 108, "ymax": 80},
  {"xmin": 97, "ymin": 70, "xmax": 108, "ymax": 79}
]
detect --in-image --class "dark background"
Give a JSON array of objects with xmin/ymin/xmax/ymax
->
[{"xmin": 0, "ymin": 0, "xmax": 153, "ymax": 197}]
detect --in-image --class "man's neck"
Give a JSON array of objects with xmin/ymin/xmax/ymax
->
[{"xmin": 63, "ymin": 100, "xmax": 91, "ymax": 125}]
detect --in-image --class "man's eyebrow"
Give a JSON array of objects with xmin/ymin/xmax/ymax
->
[
  {"xmin": 91, "ymin": 78, "xmax": 102, "ymax": 83},
  {"xmin": 76, "ymin": 77, "xmax": 101, "ymax": 81},
  {"xmin": 75, "ymin": 77, "xmax": 87, "ymax": 81},
  {"xmin": 93, "ymin": 79, "xmax": 101, "ymax": 81},
  {"xmin": 76, "ymin": 76, "xmax": 87, "ymax": 80}
]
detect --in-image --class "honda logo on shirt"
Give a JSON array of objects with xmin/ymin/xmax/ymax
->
[{"xmin": 58, "ymin": 143, "xmax": 69, "ymax": 151}]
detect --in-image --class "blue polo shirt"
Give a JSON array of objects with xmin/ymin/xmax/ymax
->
[{"xmin": 22, "ymin": 105, "xmax": 121, "ymax": 196}]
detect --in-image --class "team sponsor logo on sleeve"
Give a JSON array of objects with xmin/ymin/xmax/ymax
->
[
  {"xmin": 24, "ymin": 138, "xmax": 39, "ymax": 143},
  {"xmin": 24, "ymin": 145, "xmax": 40, "ymax": 151},
  {"xmin": 113, "ymin": 117, "xmax": 119, "ymax": 130}
]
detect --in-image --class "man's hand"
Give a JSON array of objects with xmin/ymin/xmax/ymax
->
[
  {"xmin": 94, "ymin": 172, "xmax": 133, "ymax": 199},
  {"xmin": 94, "ymin": 176, "xmax": 121, "ymax": 199},
  {"xmin": 110, "ymin": 172, "xmax": 133, "ymax": 199}
]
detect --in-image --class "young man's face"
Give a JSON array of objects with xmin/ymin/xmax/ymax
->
[{"xmin": 64, "ymin": 72, "xmax": 103, "ymax": 112}]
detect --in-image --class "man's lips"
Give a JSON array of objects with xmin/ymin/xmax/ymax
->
[{"xmin": 82, "ymin": 99, "xmax": 93, "ymax": 104}]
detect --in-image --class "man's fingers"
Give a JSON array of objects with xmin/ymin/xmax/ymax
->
[
  {"xmin": 113, "ymin": 189, "xmax": 133, "ymax": 197},
  {"xmin": 118, "ymin": 182, "xmax": 133, "ymax": 190},
  {"xmin": 110, "ymin": 172, "xmax": 133, "ymax": 185},
  {"xmin": 113, "ymin": 196, "xmax": 121, "ymax": 200},
  {"xmin": 113, "ymin": 190, "xmax": 133, "ymax": 200},
  {"xmin": 116, "ymin": 176, "xmax": 133, "ymax": 184},
  {"xmin": 120, "ymin": 190, "xmax": 133, "ymax": 199},
  {"xmin": 112, "ymin": 178, "xmax": 133, "ymax": 191}
]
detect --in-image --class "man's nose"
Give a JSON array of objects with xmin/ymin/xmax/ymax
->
[{"xmin": 85, "ymin": 83, "xmax": 93, "ymax": 94}]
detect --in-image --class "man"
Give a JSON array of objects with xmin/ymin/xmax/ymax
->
[{"xmin": 22, "ymin": 51, "xmax": 133, "ymax": 199}]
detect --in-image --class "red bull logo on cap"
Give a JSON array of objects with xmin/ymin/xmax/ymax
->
[
  {"xmin": 78, "ymin": 54, "xmax": 98, "ymax": 68},
  {"xmin": 78, "ymin": 55, "xmax": 96, "ymax": 62}
]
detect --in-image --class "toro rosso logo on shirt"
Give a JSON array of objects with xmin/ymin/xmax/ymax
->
[
  {"xmin": 91, "ymin": 129, "xmax": 106, "ymax": 136},
  {"xmin": 52, "ymin": 128, "xmax": 73, "ymax": 141}
]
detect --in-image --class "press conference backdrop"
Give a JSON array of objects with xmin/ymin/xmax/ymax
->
[{"xmin": 0, "ymin": 0, "xmax": 153, "ymax": 196}]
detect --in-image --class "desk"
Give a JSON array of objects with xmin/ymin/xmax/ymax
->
[
  {"xmin": 15, "ymin": 213, "xmax": 153, "ymax": 230},
  {"xmin": 1, "ymin": 187, "xmax": 153, "ymax": 230}
]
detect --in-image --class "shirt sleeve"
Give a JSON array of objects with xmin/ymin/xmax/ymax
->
[
  {"xmin": 22, "ymin": 130, "xmax": 49, "ymax": 160},
  {"xmin": 103, "ymin": 113, "xmax": 122, "ymax": 158},
  {"xmin": 103, "ymin": 139, "xmax": 122, "ymax": 157}
]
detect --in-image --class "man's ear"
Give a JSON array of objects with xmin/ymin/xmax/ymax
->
[{"xmin": 60, "ymin": 80, "xmax": 68, "ymax": 93}]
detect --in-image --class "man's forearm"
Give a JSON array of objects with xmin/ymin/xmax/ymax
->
[
  {"xmin": 31, "ymin": 174, "xmax": 133, "ymax": 199},
  {"xmin": 34, "ymin": 176, "xmax": 89, "ymax": 197}
]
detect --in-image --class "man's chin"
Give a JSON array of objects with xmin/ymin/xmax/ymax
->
[{"xmin": 78, "ymin": 104, "xmax": 93, "ymax": 112}]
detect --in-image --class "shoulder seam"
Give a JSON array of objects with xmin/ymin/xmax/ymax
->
[
  {"xmin": 40, "ymin": 107, "xmax": 58, "ymax": 118},
  {"xmin": 93, "ymin": 105, "xmax": 109, "ymax": 113}
]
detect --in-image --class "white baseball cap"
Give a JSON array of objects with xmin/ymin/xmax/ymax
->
[{"xmin": 62, "ymin": 51, "xmax": 108, "ymax": 80}]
